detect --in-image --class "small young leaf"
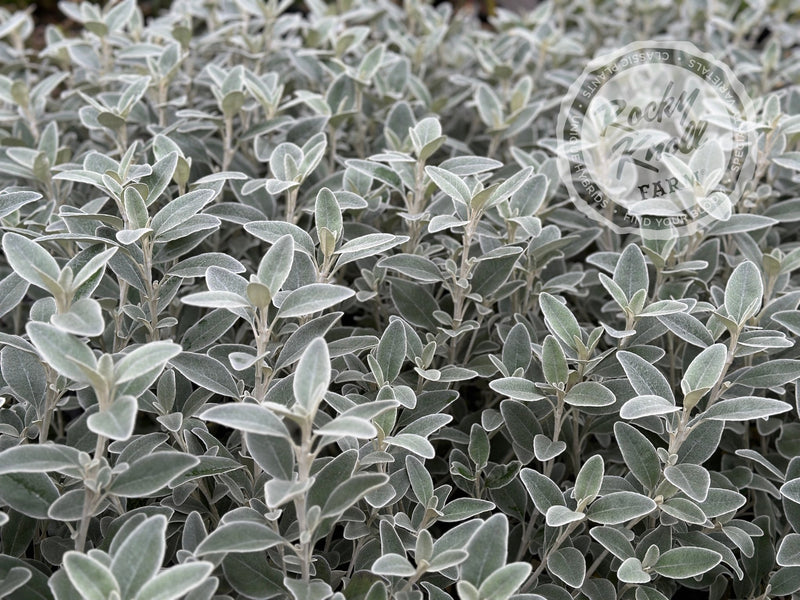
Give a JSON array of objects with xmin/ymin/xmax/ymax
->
[
  {"xmin": 614, "ymin": 244, "xmax": 649, "ymax": 301},
  {"xmin": 546, "ymin": 505, "xmax": 586, "ymax": 527},
  {"xmin": 50, "ymin": 297, "xmax": 105, "ymax": 337},
  {"xmin": 724, "ymin": 261, "xmax": 763, "ymax": 324},
  {"xmin": 681, "ymin": 343, "xmax": 727, "ymax": 397},
  {"xmin": 293, "ymin": 337, "xmax": 330, "ymax": 415},
  {"xmin": 533, "ymin": 434, "xmax": 566, "ymax": 461},
  {"xmin": 469, "ymin": 424, "xmax": 490, "ymax": 470},
  {"xmin": 315, "ymin": 188, "xmax": 343, "ymax": 238},
  {"xmin": 540, "ymin": 293, "xmax": 581, "ymax": 350},
  {"xmin": 87, "ymin": 395, "xmax": 137, "ymax": 441},
  {"xmin": 257, "ymin": 234, "xmax": 294, "ymax": 296},
  {"xmin": 574, "ymin": 455, "xmax": 604, "ymax": 504}
]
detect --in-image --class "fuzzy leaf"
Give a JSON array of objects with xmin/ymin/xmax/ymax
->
[
  {"xmin": 132, "ymin": 562, "xmax": 214, "ymax": 600},
  {"xmin": 586, "ymin": 492, "xmax": 656, "ymax": 525},
  {"xmin": 110, "ymin": 452, "xmax": 199, "ymax": 497},
  {"xmin": 111, "ymin": 515, "xmax": 167, "ymax": 599},
  {"xmin": 614, "ymin": 422, "xmax": 661, "ymax": 492},
  {"xmin": 195, "ymin": 522, "xmax": 284, "ymax": 555},
  {"xmin": 701, "ymin": 396, "xmax": 792, "ymax": 421},
  {"xmin": 2, "ymin": 232, "xmax": 60, "ymax": 291},
  {"xmin": 294, "ymin": 337, "xmax": 330, "ymax": 414},
  {"xmin": 614, "ymin": 244, "xmax": 649, "ymax": 301},
  {"xmin": 63, "ymin": 552, "xmax": 120, "ymax": 600},
  {"xmin": 681, "ymin": 344, "xmax": 727, "ymax": 396},
  {"xmin": 539, "ymin": 293, "xmax": 581, "ymax": 350},
  {"xmin": 26, "ymin": 322, "xmax": 97, "ymax": 383},
  {"xmin": 257, "ymin": 234, "xmax": 294, "ymax": 296},
  {"xmin": 201, "ymin": 403, "xmax": 289, "ymax": 438},
  {"xmin": 462, "ymin": 514, "xmax": 508, "ymax": 587},
  {"xmin": 724, "ymin": 261, "xmax": 763, "ymax": 324},
  {"xmin": 548, "ymin": 547, "xmax": 585, "ymax": 588},
  {"xmin": 651, "ymin": 547, "xmax": 722, "ymax": 579},
  {"xmin": 276, "ymin": 284, "xmax": 354, "ymax": 319}
]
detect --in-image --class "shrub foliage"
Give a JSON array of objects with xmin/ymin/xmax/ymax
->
[{"xmin": 0, "ymin": 1, "xmax": 800, "ymax": 599}]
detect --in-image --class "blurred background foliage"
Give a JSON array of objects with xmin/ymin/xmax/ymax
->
[
  {"xmin": 0, "ymin": 0, "xmax": 533, "ymax": 23},
  {"xmin": 1, "ymin": 0, "xmax": 176, "ymax": 19},
  {"xmin": 0, "ymin": 0, "xmax": 522, "ymax": 51}
]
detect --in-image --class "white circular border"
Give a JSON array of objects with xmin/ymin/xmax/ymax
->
[{"xmin": 555, "ymin": 40, "xmax": 758, "ymax": 238}]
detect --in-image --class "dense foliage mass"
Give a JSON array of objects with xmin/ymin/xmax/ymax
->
[{"xmin": 1, "ymin": 0, "xmax": 800, "ymax": 599}]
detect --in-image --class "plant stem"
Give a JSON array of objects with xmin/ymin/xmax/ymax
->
[
  {"xmin": 706, "ymin": 329, "xmax": 739, "ymax": 408},
  {"xmin": 158, "ymin": 80, "xmax": 168, "ymax": 128},
  {"xmin": 140, "ymin": 237, "xmax": 161, "ymax": 342},
  {"xmin": 584, "ymin": 515, "xmax": 647, "ymax": 580},
  {"xmin": 522, "ymin": 520, "xmax": 581, "ymax": 591},
  {"xmin": 114, "ymin": 280, "xmax": 129, "ymax": 352},
  {"xmin": 449, "ymin": 217, "xmax": 477, "ymax": 363},
  {"xmin": 293, "ymin": 419, "xmax": 314, "ymax": 582},
  {"xmin": 222, "ymin": 115, "xmax": 234, "ymax": 171},
  {"xmin": 76, "ymin": 432, "xmax": 107, "ymax": 552},
  {"xmin": 253, "ymin": 309, "xmax": 272, "ymax": 401},
  {"xmin": 286, "ymin": 188, "xmax": 299, "ymax": 224},
  {"xmin": 38, "ymin": 376, "xmax": 60, "ymax": 444},
  {"xmin": 74, "ymin": 489, "xmax": 96, "ymax": 552}
]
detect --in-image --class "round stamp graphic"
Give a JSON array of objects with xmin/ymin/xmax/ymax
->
[{"xmin": 556, "ymin": 41, "xmax": 757, "ymax": 238}]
